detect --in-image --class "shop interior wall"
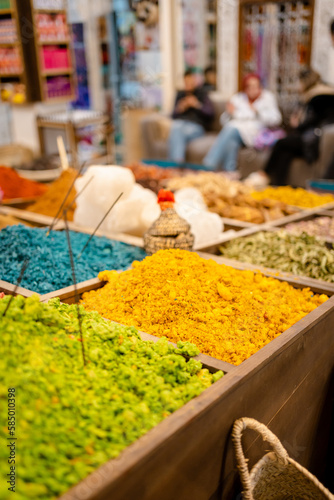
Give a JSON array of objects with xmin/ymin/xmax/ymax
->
[{"xmin": 6, "ymin": 0, "xmax": 333, "ymax": 155}]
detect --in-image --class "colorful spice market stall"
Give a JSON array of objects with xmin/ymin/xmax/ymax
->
[
  {"xmin": 29, "ymin": 249, "xmax": 334, "ymax": 500},
  {"xmin": 1, "ymin": 164, "xmax": 334, "ymax": 499},
  {"xmin": 3, "ymin": 2, "xmax": 334, "ymax": 496}
]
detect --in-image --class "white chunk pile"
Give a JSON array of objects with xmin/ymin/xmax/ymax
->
[{"xmin": 74, "ymin": 166, "xmax": 223, "ymax": 245}]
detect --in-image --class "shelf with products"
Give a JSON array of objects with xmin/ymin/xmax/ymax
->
[
  {"xmin": 41, "ymin": 68, "xmax": 73, "ymax": 76},
  {"xmin": 33, "ymin": 0, "xmax": 75, "ymax": 102},
  {"xmin": 0, "ymin": 0, "xmax": 27, "ymax": 104},
  {"xmin": 32, "ymin": 0, "xmax": 65, "ymax": 10},
  {"xmin": 38, "ymin": 39, "xmax": 70, "ymax": 45},
  {"xmin": 0, "ymin": 72, "xmax": 22, "ymax": 77},
  {"xmin": 34, "ymin": 10, "xmax": 69, "ymax": 42},
  {"xmin": 0, "ymin": 41, "xmax": 19, "ymax": 46},
  {"xmin": 43, "ymin": 74, "xmax": 74, "ymax": 100},
  {"xmin": 14, "ymin": 0, "xmax": 76, "ymax": 103},
  {"xmin": 34, "ymin": 8, "xmax": 66, "ymax": 14}
]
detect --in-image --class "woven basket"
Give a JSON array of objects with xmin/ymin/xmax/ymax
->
[
  {"xmin": 0, "ymin": 144, "xmax": 34, "ymax": 167},
  {"xmin": 144, "ymin": 232, "xmax": 194, "ymax": 255},
  {"xmin": 232, "ymin": 417, "xmax": 334, "ymax": 500},
  {"xmin": 148, "ymin": 208, "xmax": 191, "ymax": 237}
]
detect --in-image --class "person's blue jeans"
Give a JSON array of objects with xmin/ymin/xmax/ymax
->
[
  {"xmin": 203, "ymin": 126, "xmax": 244, "ymax": 171},
  {"xmin": 169, "ymin": 119, "xmax": 205, "ymax": 163}
]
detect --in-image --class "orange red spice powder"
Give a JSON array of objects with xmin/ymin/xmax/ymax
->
[
  {"xmin": 0, "ymin": 166, "xmax": 48, "ymax": 201},
  {"xmin": 81, "ymin": 249, "xmax": 328, "ymax": 365}
]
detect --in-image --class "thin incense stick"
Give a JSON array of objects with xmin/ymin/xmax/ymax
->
[
  {"xmin": 2, "ymin": 258, "xmax": 30, "ymax": 317},
  {"xmin": 63, "ymin": 213, "xmax": 86, "ymax": 367},
  {"xmin": 47, "ymin": 160, "xmax": 87, "ymax": 236},
  {"xmin": 78, "ymin": 192, "xmax": 123, "ymax": 258}
]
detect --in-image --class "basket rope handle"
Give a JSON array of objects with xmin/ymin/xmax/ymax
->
[{"xmin": 232, "ymin": 417, "xmax": 289, "ymax": 500}]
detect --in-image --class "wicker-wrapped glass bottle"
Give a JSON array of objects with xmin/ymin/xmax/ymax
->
[{"xmin": 144, "ymin": 190, "xmax": 194, "ymax": 255}]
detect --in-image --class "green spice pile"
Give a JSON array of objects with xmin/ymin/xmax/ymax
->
[
  {"xmin": 0, "ymin": 295, "xmax": 222, "ymax": 499},
  {"xmin": 220, "ymin": 231, "xmax": 334, "ymax": 282}
]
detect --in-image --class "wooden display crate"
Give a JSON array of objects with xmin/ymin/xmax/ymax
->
[
  {"xmin": 40, "ymin": 277, "xmax": 234, "ymax": 375},
  {"xmin": 208, "ymin": 220, "xmax": 334, "ymax": 294},
  {"xmin": 0, "ymin": 205, "xmax": 65, "ymax": 228},
  {"xmin": 220, "ymin": 201, "xmax": 334, "ymax": 232},
  {"xmin": 0, "ymin": 279, "xmax": 37, "ymax": 297},
  {"xmin": 66, "ymin": 219, "xmax": 253, "ymax": 253},
  {"xmin": 39, "ymin": 265, "xmax": 334, "ymax": 500},
  {"xmin": 263, "ymin": 204, "xmax": 334, "ymax": 230}
]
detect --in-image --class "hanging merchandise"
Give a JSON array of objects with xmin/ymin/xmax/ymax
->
[
  {"xmin": 70, "ymin": 23, "xmax": 90, "ymax": 109},
  {"xmin": 240, "ymin": 1, "xmax": 313, "ymax": 110},
  {"xmin": 130, "ymin": 0, "xmax": 159, "ymax": 27}
]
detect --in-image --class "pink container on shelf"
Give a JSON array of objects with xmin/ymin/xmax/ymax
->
[
  {"xmin": 41, "ymin": 46, "xmax": 70, "ymax": 70},
  {"xmin": 44, "ymin": 76, "xmax": 72, "ymax": 99}
]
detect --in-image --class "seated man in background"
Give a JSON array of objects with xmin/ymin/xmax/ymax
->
[
  {"xmin": 168, "ymin": 68, "xmax": 214, "ymax": 164},
  {"xmin": 202, "ymin": 65, "xmax": 217, "ymax": 92},
  {"xmin": 203, "ymin": 74, "xmax": 282, "ymax": 179}
]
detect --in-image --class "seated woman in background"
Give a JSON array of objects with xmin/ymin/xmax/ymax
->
[
  {"xmin": 246, "ymin": 69, "xmax": 334, "ymax": 187},
  {"xmin": 168, "ymin": 68, "xmax": 214, "ymax": 164},
  {"xmin": 203, "ymin": 74, "xmax": 281, "ymax": 178}
]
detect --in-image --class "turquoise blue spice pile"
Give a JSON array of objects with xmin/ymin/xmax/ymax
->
[{"xmin": 0, "ymin": 225, "xmax": 146, "ymax": 293}]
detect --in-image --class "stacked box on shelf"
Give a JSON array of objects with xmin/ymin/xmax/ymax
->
[
  {"xmin": 34, "ymin": 250, "xmax": 334, "ymax": 500},
  {"xmin": 35, "ymin": 11, "xmax": 69, "ymax": 42}
]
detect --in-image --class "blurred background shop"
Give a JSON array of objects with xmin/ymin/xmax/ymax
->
[{"xmin": 0, "ymin": 1, "xmax": 332, "ymax": 171}]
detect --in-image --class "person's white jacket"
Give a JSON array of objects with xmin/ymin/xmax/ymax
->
[{"xmin": 221, "ymin": 90, "xmax": 282, "ymax": 147}]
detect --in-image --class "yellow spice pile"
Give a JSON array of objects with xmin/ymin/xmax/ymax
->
[
  {"xmin": 251, "ymin": 186, "xmax": 334, "ymax": 208},
  {"xmin": 27, "ymin": 168, "xmax": 78, "ymax": 221},
  {"xmin": 81, "ymin": 249, "xmax": 328, "ymax": 365}
]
